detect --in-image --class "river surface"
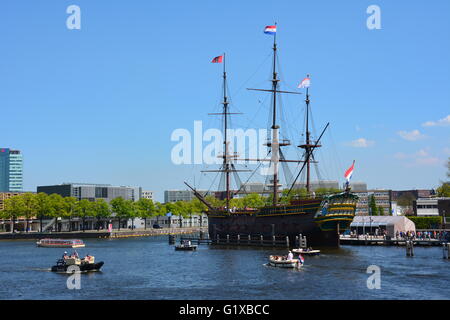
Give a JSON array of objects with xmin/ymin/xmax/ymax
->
[{"xmin": 0, "ymin": 235, "xmax": 449, "ymax": 300}]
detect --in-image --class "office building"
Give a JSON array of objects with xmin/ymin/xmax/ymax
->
[
  {"xmin": 37, "ymin": 183, "xmax": 141, "ymax": 203},
  {"xmin": 164, "ymin": 190, "xmax": 211, "ymax": 203},
  {"xmin": 0, "ymin": 148, "xmax": 23, "ymax": 192},
  {"xmin": 141, "ymin": 190, "xmax": 154, "ymax": 200}
]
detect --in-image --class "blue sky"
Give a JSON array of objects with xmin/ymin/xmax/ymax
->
[{"xmin": 1, "ymin": 0, "xmax": 449, "ymax": 201}]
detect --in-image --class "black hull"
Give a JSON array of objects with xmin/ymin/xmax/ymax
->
[
  {"xmin": 51, "ymin": 261, "xmax": 104, "ymax": 272},
  {"xmin": 208, "ymin": 213, "xmax": 339, "ymax": 247}
]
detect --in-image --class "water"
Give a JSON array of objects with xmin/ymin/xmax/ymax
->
[{"xmin": 0, "ymin": 236, "xmax": 449, "ymax": 300}]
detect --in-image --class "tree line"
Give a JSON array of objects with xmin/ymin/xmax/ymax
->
[
  {"xmin": 0, "ymin": 188, "xmax": 343, "ymax": 232},
  {"xmin": 0, "ymin": 193, "xmax": 207, "ymax": 233}
]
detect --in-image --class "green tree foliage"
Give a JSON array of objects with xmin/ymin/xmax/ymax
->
[
  {"xmin": 35, "ymin": 193, "xmax": 55, "ymax": 232},
  {"xmin": 110, "ymin": 197, "xmax": 132, "ymax": 231},
  {"xmin": 369, "ymin": 195, "xmax": 378, "ymax": 216},
  {"xmin": 436, "ymin": 183, "xmax": 450, "ymax": 197},
  {"xmin": 21, "ymin": 193, "xmax": 37, "ymax": 232},
  {"xmin": 135, "ymin": 198, "xmax": 155, "ymax": 229},
  {"xmin": 75, "ymin": 199, "xmax": 96, "ymax": 232},
  {"xmin": 408, "ymin": 216, "xmax": 442, "ymax": 229}
]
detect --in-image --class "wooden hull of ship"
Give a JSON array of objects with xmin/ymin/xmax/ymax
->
[{"xmin": 208, "ymin": 212, "xmax": 340, "ymax": 247}]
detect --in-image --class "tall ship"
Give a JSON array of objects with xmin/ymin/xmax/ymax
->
[{"xmin": 185, "ymin": 25, "xmax": 358, "ymax": 247}]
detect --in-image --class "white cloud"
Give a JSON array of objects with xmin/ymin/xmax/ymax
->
[
  {"xmin": 397, "ymin": 129, "xmax": 426, "ymax": 141},
  {"xmin": 347, "ymin": 138, "xmax": 374, "ymax": 148},
  {"xmin": 422, "ymin": 115, "xmax": 450, "ymax": 127},
  {"xmin": 393, "ymin": 148, "xmax": 442, "ymax": 167}
]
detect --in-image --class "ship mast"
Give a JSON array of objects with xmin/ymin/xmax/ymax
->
[
  {"xmin": 269, "ymin": 28, "xmax": 283, "ymax": 205},
  {"xmin": 222, "ymin": 53, "xmax": 231, "ymax": 210},
  {"xmin": 201, "ymin": 53, "xmax": 247, "ymax": 212},
  {"xmin": 298, "ymin": 79, "xmax": 321, "ymax": 195}
]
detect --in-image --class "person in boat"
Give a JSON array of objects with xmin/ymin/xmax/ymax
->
[
  {"xmin": 287, "ymin": 251, "xmax": 293, "ymax": 261},
  {"xmin": 62, "ymin": 251, "xmax": 68, "ymax": 259},
  {"xmin": 72, "ymin": 251, "xmax": 79, "ymax": 258}
]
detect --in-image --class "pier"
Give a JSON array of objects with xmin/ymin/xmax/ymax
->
[
  {"xmin": 180, "ymin": 234, "xmax": 308, "ymax": 248},
  {"xmin": 339, "ymin": 235, "xmax": 445, "ymax": 247}
]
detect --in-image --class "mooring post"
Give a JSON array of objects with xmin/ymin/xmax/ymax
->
[
  {"xmin": 286, "ymin": 236, "xmax": 289, "ymax": 248},
  {"xmin": 295, "ymin": 236, "xmax": 299, "ymax": 248},
  {"xmin": 272, "ymin": 235, "xmax": 276, "ymax": 246},
  {"xmin": 303, "ymin": 236, "xmax": 307, "ymax": 249},
  {"xmin": 237, "ymin": 234, "xmax": 240, "ymax": 244},
  {"xmin": 444, "ymin": 243, "xmax": 450, "ymax": 259},
  {"xmin": 226, "ymin": 234, "xmax": 229, "ymax": 244},
  {"xmin": 447, "ymin": 242, "xmax": 450, "ymax": 259},
  {"xmin": 406, "ymin": 240, "xmax": 414, "ymax": 256},
  {"xmin": 248, "ymin": 234, "xmax": 251, "ymax": 244},
  {"xmin": 260, "ymin": 235, "xmax": 264, "ymax": 246},
  {"xmin": 217, "ymin": 234, "xmax": 220, "ymax": 244}
]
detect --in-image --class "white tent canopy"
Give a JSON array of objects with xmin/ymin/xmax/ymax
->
[{"xmin": 350, "ymin": 216, "xmax": 416, "ymax": 237}]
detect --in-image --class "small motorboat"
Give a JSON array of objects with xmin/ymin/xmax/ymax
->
[
  {"xmin": 37, "ymin": 239, "xmax": 85, "ymax": 248},
  {"xmin": 51, "ymin": 254, "xmax": 103, "ymax": 272},
  {"xmin": 175, "ymin": 240, "xmax": 197, "ymax": 251},
  {"xmin": 268, "ymin": 255, "xmax": 302, "ymax": 268},
  {"xmin": 292, "ymin": 247, "xmax": 321, "ymax": 256}
]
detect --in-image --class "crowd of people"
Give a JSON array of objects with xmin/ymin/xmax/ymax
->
[{"xmin": 396, "ymin": 230, "xmax": 448, "ymax": 240}]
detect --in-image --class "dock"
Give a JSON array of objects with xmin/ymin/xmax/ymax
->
[
  {"xmin": 180, "ymin": 234, "xmax": 308, "ymax": 248},
  {"xmin": 339, "ymin": 235, "xmax": 445, "ymax": 247}
]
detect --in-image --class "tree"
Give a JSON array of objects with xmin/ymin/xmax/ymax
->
[
  {"xmin": 369, "ymin": 195, "xmax": 378, "ymax": 216},
  {"xmin": 93, "ymin": 199, "xmax": 111, "ymax": 230},
  {"xmin": 378, "ymin": 206, "xmax": 384, "ymax": 216},
  {"xmin": 3, "ymin": 195, "xmax": 26, "ymax": 233},
  {"xmin": 242, "ymin": 193, "xmax": 266, "ymax": 208},
  {"xmin": 62, "ymin": 197, "xmax": 77, "ymax": 231},
  {"xmin": 135, "ymin": 198, "xmax": 155, "ymax": 230},
  {"xmin": 154, "ymin": 202, "xmax": 167, "ymax": 226},
  {"xmin": 49, "ymin": 194, "xmax": 64, "ymax": 231},
  {"xmin": 110, "ymin": 197, "xmax": 133, "ymax": 231},
  {"xmin": 397, "ymin": 193, "xmax": 415, "ymax": 215},
  {"xmin": 436, "ymin": 183, "xmax": 450, "ymax": 197},
  {"xmin": 75, "ymin": 199, "xmax": 95, "ymax": 232},
  {"xmin": 21, "ymin": 193, "xmax": 37, "ymax": 233},
  {"xmin": 34, "ymin": 193, "xmax": 55, "ymax": 233}
]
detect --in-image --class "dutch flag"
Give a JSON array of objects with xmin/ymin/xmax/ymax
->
[
  {"xmin": 299, "ymin": 254, "xmax": 304, "ymax": 264},
  {"xmin": 344, "ymin": 160, "xmax": 355, "ymax": 182},
  {"xmin": 264, "ymin": 25, "xmax": 277, "ymax": 35},
  {"xmin": 298, "ymin": 77, "xmax": 311, "ymax": 89}
]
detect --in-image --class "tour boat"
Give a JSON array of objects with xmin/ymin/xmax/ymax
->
[
  {"xmin": 292, "ymin": 248, "xmax": 321, "ymax": 256},
  {"xmin": 37, "ymin": 239, "xmax": 85, "ymax": 248},
  {"xmin": 51, "ymin": 255, "xmax": 104, "ymax": 272},
  {"xmin": 268, "ymin": 255, "xmax": 302, "ymax": 268}
]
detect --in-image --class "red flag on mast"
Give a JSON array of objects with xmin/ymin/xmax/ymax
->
[{"xmin": 211, "ymin": 55, "xmax": 223, "ymax": 63}]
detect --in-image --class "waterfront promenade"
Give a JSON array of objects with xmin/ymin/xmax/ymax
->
[
  {"xmin": 0, "ymin": 227, "xmax": 208, "ymax": 240},
  {"xmin": 340, "ymin": 235, "xmax": 446, "ymax": 246}
]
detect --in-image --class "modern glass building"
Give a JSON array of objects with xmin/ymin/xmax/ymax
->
[{"xmin": 0, "ymin": 148, "xmax": 23, "ymax": 192}]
